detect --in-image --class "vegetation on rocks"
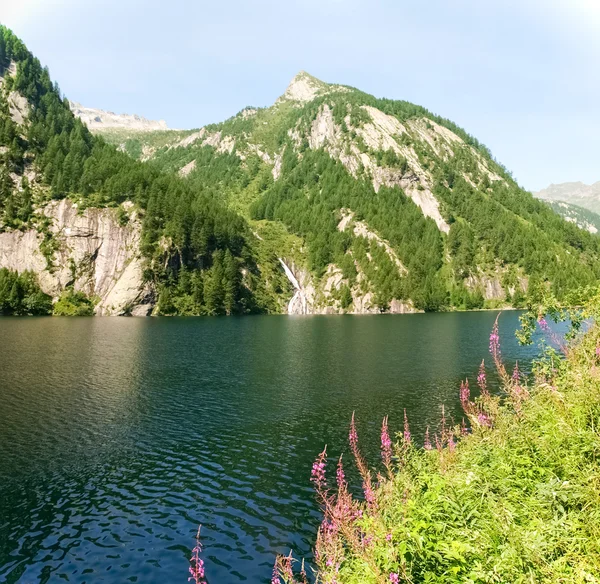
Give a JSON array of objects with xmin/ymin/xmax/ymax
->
[
  {"xmin": 52, "ymin": 289, "xmax": 95, "ymax": 316},
  {"xmin": 0, "ymin": 25, "xmax": 269, "ymax": 315}
]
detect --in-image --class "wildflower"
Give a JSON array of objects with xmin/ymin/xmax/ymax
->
[
  {"xmin": 189, "ymin": 526, "xmax": 206, "ymax": 584},
  {"xmin": 461, "ymin": 418, "xmax": 468, "ymax": 436},
  {"xmin": 490, "ymin": 316, "xmax": 509, "ymax": 382},
  {"xmin": 460, "ymin": 379, "xmax": 470, "ymax": 409},
  {"xmin": 311, "ymin": 447, "xmax": 327, "ymax": 496},
  {"xmin": 364, "ymin": 483, "xmax": 375, "ymax": 507},
  {"xmin": 538, "ymin": 317, "xmax": 549, "ymax": 331},
  {"xmin": 512, "ymin": 361, "xmax": 520, "ymax": 383},
  {"xmin": 348, "ymin": 413, "xmax": 376, "ymax": 510},
  {"xmin": 278, "ymin": 552, "xmax": 295, "ymax": 583},
  {"xmin": 477, "ymin": 360, "xmax": 488, "ymax": 395},
  {"xmin": 448, "ymin": 433, "xmax": 456, "ymax": 453},
  {"xmin": 390, "ymin": 574, "xmax": 400, "ymax": 584},
  {"xmin": 299, "ymin": 560, "xmax": 308, "ymax": 584},
  {"xmin": 349, "ymin": 412, "xmax": 359, "ymax": 457},
  {"xmin": 381, "ymin": 416, "xmax": 392, "ymax": 469},
  {"xmin": 596, "ymin": 346, "xmax": 600, "ymax": 360},
  {"xmin": 336, "ymin": 455, "xmax": 346, "ymax": 492},
  {"xmin": 271, "ymin": 560, "xmax": 280, "ymax": 584},
  {"xmin": 403, "ymin": 409, "xmax": 411, "ymax": 445},
  {"xmin": 489, "ymin": 319, "xmax": 500, "ymax": 357},
  {"xmin": 386, "ymin": 533, "xmax": 393, "ymax": 541},
  {"xmin": 477, "ymin": 411, "xmax": 491, "ymax": 427},
  {"xmin": 424, "ymin": 426, "xmax": 432, "ymax": 450}
]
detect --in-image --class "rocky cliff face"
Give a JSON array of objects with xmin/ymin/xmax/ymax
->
[{"xmin": 0, "ymin": 200, "xmax": 153, "ymax": 315}]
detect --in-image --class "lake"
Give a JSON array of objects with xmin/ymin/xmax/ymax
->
[{"xmin": 0, "ymin": 312, "xmax": 543, "ymax": 583}]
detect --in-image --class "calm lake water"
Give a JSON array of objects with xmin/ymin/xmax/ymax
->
[{"xmin": 0, "ymin": 312, "xmax": 544, "ymax": 583}]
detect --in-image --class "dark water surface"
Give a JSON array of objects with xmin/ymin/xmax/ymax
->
[{"xmin": 0, "ymin": 312, "xmax": 542, "ymax": 583}]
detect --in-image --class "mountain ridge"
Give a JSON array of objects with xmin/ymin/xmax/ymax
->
[
  {"xmin": 1, "ymin": 26, "xmax": 599, "ymax": 315},
  {"xmin": 69, "ymin": 100, "xmax": 171, "ymax": 132},
  {"xmin": 534, "ymin": 181, "xmax": 600, "ymax": 214}
]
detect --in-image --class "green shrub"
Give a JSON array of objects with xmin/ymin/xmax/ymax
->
[
  {"xmin": 53, "ymin": 290, "xmax": 94, "ymax": 316},
  {"xmin": 0, "ymin": 268, "xmax": 52, "ymax": 315}
]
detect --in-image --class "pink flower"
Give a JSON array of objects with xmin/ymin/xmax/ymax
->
[
  {"xmin": 477, "ymin": 360, "xmax": 487, "ymax": 395},
  {"xmin": 364, "ymin": 483, "xmax": 375, "ymax": 507},
  {"xmin": 386, "ymin": 533, "xmax": 393, "ymax": 541},
  {"xmin": 460, "ymin": 379, "xmax": 470, "ymax": 408},
  {"xmin": 477, "ymin": 411, "xmax": 491, "ymax": 427},
  {"xmin": 490, "ymin": 316, "xmax": 509, "ymax": 382},
  {"xmin": 448, "ymin": 434, "xmax": 456, "ymax": 453},
  {"xmin": 311, "ymin": 447, "xmax": 327, "ymax": 495},
  {"xmin": 424, "ymin": 427, "xmax": 432, "ymax": 450},
  {"xmin": 381, "ymin": 416, "xmax": 392, "ymax": 468},
  {"xmin": 336, "ymin": 455, "xmax": 346, "ymax": 492},
  {"xmin": 349, "ymin": 411, "xmax": 359, "ymax": 457},
  {"xmin": 271, "ymin": 560, "xmax": 280, "ymax": 584},
  {"xmin": 512, "ymin": 361, "xmax": 520, "ymax": 383},
  {"xmin": 189, "ymin": 526, "xmax": 207, "ymax": 584},
  {"xmin": 489, "ymin": 324, "xmax": 500, "ymax": 356},
  {"xmin": 390, "ymin": 574, "xmax": 400, "ymax": 584}
]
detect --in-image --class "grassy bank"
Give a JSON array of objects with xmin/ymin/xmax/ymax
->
[{"xmin": 268, "ymin": 309, "xmax": 600, "ymax": 583}]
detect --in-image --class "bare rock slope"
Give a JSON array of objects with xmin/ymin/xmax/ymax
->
[{"xmin": 0, "ymin": 200, "xmax": 152, "ymax": 315}]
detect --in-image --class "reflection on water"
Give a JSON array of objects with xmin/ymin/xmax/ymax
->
[{"xmin": 0, "ymin": 312, "xmax": 543, "ymax": 583}]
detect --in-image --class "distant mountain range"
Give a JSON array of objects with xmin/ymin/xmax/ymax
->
[
  {"xmin": 533, "ymin": 182, "xmax": 600, "ymax": 234},
  {"xmin": 535, "ymin": 182, "xmax": 600, "ymax": 213},
  {"xmin": 68, "ymin": 101, "xmax": 170, "ymax": 132},
  {"xmin": 2, "ymin": 25, "xmax": 600, "ymax": 316}
]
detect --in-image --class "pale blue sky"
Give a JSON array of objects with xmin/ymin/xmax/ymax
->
[{"xmin": 2, "ymin": 0, "xmax": 599, "ymax": 191}]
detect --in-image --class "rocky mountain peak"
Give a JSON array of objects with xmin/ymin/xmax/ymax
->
[{"xmin": 279, "ymin": 71, "xmax": 329, "ymax": 103}]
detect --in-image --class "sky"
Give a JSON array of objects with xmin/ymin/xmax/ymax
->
[{"xmin": 1, "ymin": 0, "xmax": 599, "ymax": 191}]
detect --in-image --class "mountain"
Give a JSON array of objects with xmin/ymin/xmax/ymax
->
[
  {"xmin": 0, "ymin": 25, "xmax": 266, "ymax": 316},
  {"xmin": 535, "ymin": 181, "xmax": 600, "ymax": 214},
  {"xmin": 541, "ymin": 199, "xmax": 600, "ymax": 234},
  {"xmin": 1, "ymin": 26, "xmax": 600, "ymax": 316},
  {"xmin": 68, "ymin": 101, "xmax": 170, "ymax": 132}
]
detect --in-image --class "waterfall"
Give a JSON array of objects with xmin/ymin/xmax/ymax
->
[{"xmin": 278, "ymin": 259, "xmax": 306, "ymax": 314}]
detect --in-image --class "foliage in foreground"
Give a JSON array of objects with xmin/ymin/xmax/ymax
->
[{"xmin": 262, "ymin": 297, "xmax": 600, "ymax": 583}]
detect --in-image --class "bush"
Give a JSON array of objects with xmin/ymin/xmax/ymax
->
[
  {"xmin": 0, "ymin": 268, "xmax": 52, "ymax": 315},
  {"xmin": 53, "ymin": 290, "xmax": 95, "ymax": 316}
]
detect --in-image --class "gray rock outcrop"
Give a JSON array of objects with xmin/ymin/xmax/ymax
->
[{"xmin": 0, "ymin": 200, "xmax": 153, "ymax": 315}]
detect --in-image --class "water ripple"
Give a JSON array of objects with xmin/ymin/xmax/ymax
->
[{"xmin": 0, "ymin": 313, "xmax": 542, "ymax": 582}]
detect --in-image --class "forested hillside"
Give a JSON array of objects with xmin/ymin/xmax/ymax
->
[
  {"xmin": 98, "ymin": 72, "xmax": 600, "ymax": 312},
  {"xmin": 1, "ymin": 26, "xmax": 599, "ymax": 315},
  {"xmin": 541, "ymin": 199, "xmax": 600, "ymax": 234},
  {"xmin": 0, "ymin": 25, "xmax": 273, "ymax": 315}
]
